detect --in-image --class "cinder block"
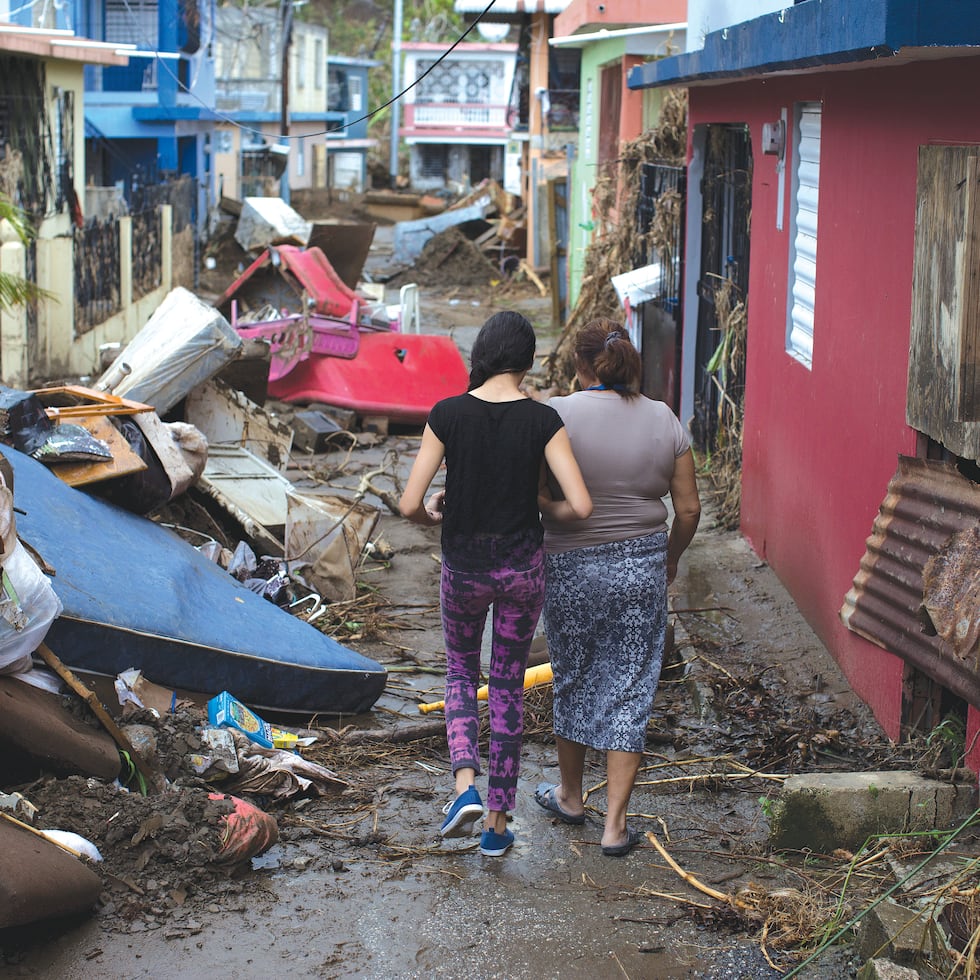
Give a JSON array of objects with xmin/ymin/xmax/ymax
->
[
  {"xmin": 857, "ymin": 957, "xmax": 924, "ymax": 980},
  {"xmin": 769, "ymin": 771, "xmax": 978, "ymax": 852},
  {"xmin": 306, "ymin": 402, "xmax": 356, "ymax": 431},
  {"xmin": 857, "ymin": 899, "xmax": 946, "ymax": 965}
]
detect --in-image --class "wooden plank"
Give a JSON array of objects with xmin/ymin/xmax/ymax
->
[
  {"xmin": 961, "ymin": 155, "xmax": 980, "ymax": 421},
  {"xmin": 907, "ymin": 145, "xmax": 980, "ymax": 458},
  {"xmin": 31, "ymin": 384, "xmax": 153, "ymax": 420},
  {"xmin": 35, "ymin": 643, "xmax": 160, "ymax": 794}
]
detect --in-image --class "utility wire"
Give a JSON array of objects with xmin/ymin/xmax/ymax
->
[{"xmin": 115, "ymin": 0, "xmax": 500, "ymax": 142}]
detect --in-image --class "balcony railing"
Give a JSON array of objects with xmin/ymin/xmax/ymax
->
[
  {"xmin": 215, "ymin": 79, "xmax": 280, "ymax": 114},
  {"xmin": 403, "ymin": 102, "xmax": 508, "ymax": 130}
]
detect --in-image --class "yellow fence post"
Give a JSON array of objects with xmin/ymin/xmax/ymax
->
[{"xmin": 0, "ymin": 240, "xmax": 29, "ymax": 388}]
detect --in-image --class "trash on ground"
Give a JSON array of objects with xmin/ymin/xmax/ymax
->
[
  {"xmin": 234, "ymin": 196, "xmax": 312, "ymax": 252},
  {"xmin": 185, "ymin": 377, "xmax": 293, "ymax": 472},
  {"xmin": 207, "ymin": 691, "xmax": 274, "ymax": 749}
]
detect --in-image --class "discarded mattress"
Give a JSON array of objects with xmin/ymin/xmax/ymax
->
[
  {"xmin": 269, "ymin": 331, "xmax": 469, "ymax": 424},
  {"xmin": 6, "ymin": 447, "xmax": 387, "ymax": 716}
]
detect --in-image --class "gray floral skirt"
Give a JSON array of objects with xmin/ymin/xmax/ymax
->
[{"xmin": 543, "ymin": 532, "xmax": 668, "ymax": 753}]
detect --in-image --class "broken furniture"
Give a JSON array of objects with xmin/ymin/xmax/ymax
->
[{"xmin": 219, "ymin": 243, "xmax": 468, "ymax": 423}]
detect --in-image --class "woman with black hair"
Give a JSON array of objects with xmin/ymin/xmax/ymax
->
[
  {"xmin": 535, "ymin": 318, "xmax": 701, "ymax": 857},
  {"xmin": 400, "ymin": 311, "xmax": 592, "ymax": 857}
]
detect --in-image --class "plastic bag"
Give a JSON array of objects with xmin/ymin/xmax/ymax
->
[
  {"xmin": 0, "ymin": 540, "xmax": 63, "ymax": 675},
  {"xmin": 209, "ymin": 793, "xmax": 278, "ymax": 864}
]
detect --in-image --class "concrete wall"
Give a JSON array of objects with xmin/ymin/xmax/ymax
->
[{"xmin": 0, "ymin": 206, "xmax": 174, "ymax": 385}]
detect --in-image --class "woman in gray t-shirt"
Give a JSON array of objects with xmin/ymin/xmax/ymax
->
[{"xmin": 535, "ymin": 318, "xmax": 701, "ymax": 857}]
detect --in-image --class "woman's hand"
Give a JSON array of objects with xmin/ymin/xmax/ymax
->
[{"xmin": 425, "ymin": 489, "xmax": 446, "ymax": 523}]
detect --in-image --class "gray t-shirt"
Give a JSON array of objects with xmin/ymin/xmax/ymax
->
[{"xmin": 542, "ymin": 390, "xmax": 691, "ymax": 554}]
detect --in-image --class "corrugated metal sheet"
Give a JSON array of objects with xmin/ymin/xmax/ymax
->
[
  {"xmin": 923, "ymin": 524, "xmax": 980, "ymax": 660},
  {"xmin": 841, "ymin": 456, "xmax": 980, "ymax": 708}
]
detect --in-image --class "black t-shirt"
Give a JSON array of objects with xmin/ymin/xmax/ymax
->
[{"xmin": 428, "ymin": 393, "xmax": 564, "ymax": 570}]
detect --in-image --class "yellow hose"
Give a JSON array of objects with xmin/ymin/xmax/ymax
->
[{"xmin": 418, "ymin": 662, "xmax": 554, "ymax": 714}]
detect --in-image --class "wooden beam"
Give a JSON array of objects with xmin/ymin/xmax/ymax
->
[{"xmin": 35, "ymin": 643, "xmax": 160, "ymax": 794}]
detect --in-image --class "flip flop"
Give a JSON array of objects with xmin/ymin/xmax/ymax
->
[
  {"xmin": 601, "ymin": 828, "xmax": 643, "ymax": 857},
  {"xmin": 533, "ymin": 783, "xmax": 586, "ymax": 825}
]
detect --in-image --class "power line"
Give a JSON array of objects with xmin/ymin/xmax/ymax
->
[{"xmin": 112, "ymin": 0, "xmax": 501, "ymax": 142}]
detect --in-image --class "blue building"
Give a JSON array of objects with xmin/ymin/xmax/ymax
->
[
  {"xmin": 48, "ymin": 0, "xmax": 218, "ymax": 222},
  {"xmin": 325, "ymin": 55, "xmax": 380, "ymax": 193}
]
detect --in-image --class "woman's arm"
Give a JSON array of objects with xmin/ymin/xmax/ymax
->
[
  {"xmin": 399, "ymin": 425, "xmax": 447, "ymax": 526},
  {"xmin": 541, "ymin": 428, "xmax": 592, "ymax": 521},
  {"xmin": 666, "ymin": 448, "xmax": 701, "ymax": 583}
]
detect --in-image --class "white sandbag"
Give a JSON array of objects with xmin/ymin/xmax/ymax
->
[{"xmin": 0, "ymin": 541, "xmax": 63, "ymax": 675}]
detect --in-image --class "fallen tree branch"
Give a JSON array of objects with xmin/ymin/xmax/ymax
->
[{"xmin": 645, "ymin": 830, "xmax": 754, "ymax": 909}]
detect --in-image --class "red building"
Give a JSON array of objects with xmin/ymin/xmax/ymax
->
[{"xmin": 630, "ymin": 1, "xmax": 980, "ymax": 765}]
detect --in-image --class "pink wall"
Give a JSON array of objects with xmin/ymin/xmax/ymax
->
[
  {"xmin": 688, "ymin": 57, "xmax": 980, "ymax": 742},
  {"xmin": 620, "ymin": 55, "xmax": 645, "ymax": 143},
  {"xmin": 555, "ymin": 0, "xmax": 686, "ymax": 36}
]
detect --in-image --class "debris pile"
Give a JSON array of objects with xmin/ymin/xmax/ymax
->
[
  {"xmin": 543, "ymin": 88, "xmax": 688, "ymax": 391},
  {"xmin": 389, "ymin": 226, "xmax": 499, "ymax": 289}
]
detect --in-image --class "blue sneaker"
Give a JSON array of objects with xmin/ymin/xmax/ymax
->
[
  {"xmin": 440, "ymin": 785, "xmax": 484, "ymax": 838},
  {"xmin": 479, "ymin": 827, "xmax": 514, "ymax": 856}
]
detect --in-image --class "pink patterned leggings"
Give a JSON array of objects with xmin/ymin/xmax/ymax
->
[{"xmin": 440, "ymin": 551, "xmax": 545, "ymax": 813}]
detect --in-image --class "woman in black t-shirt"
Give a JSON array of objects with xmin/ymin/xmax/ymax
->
[{"xmin": 400, "ymin": 311, "xmax": 592, "ymax": 857}]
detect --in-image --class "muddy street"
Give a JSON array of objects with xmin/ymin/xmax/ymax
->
[
  {"xmin": 3, "ymin": 496, "xmax": 878, "ymax": 979},
  {"xmin": 0, "ymin": 237, "xmax": 969, "ymax": 980}
]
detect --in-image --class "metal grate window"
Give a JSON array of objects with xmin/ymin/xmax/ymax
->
[{"xmin": 419, "ymin": 144, "xmax": 447, "ymax": 179}]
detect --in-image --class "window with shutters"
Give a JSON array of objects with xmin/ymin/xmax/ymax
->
[{"xmin": 786, "ymin": 101, "xmax": 821, "ymax": 368}]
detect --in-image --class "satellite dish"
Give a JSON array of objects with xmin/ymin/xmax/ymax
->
[{"xmin": 476, "ymin": 22, "xmax": 510, "ymax": 43}]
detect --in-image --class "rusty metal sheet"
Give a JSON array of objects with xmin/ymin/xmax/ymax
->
[
  {"xmin": 923, "ymin": 525, "xmax": 980, "ymax": 661},
  {"xmin": 307, "ymin": 221, "xmax": 376, "ymax": 290},
  {"xmin": 840, "ymin": 455, "xmax": 980, "ymax": 708}
]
